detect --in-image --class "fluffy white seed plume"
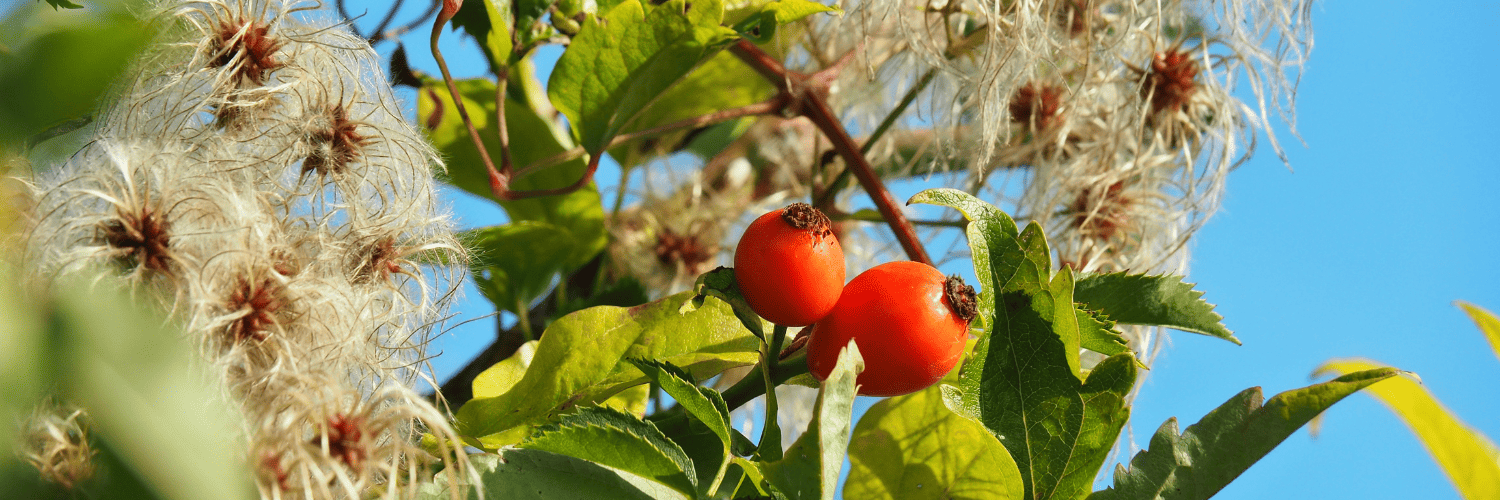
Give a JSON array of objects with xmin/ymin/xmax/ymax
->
[{"xmin": 20, "ymin": 1, "xmax": 470, "ymax": 497}]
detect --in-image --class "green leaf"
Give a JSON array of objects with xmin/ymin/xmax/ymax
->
[
  {"xmin": 761, "ymin": 341, "xmax": 863, "ymax": 500},
  {"xmin": 606, "ymin": 50, "xmax": 774, "ymax": 169},
  {"xmin": 0, "ymin": 4, "xmax": 154, "ymax": 146},
  {"xmin": 1077, "ymin": 307, "xmax": 1131, "ymax": 358},
  {"xmin": 629, "ymin": 358, "xmax": 733, "ymax": 447},
  {"xmin": 731, "ymin": 0, "xmax": 840, "ymax": 42},
  {"xmin": 687, "ymin": 267, "xmax": 769, "ymax": 339},
  {"xmin": 418, "ymin": 77, "xmax": 608, "ymax": 270},
  {"xmin": 1313, "ymin": 359, "xmax": 1500, "ymax": 500},
  {"xmin": 466, "ymin": 222, "xmax": 576, "ymax": 315},
  {"xmin": 41, "ymin": 0, "xmax": 86, "ymax": 9},
  {"xmin": 426, "ymin": 450, "xmax": 693, "ymax": 500},
  {"xmin": 449, "ymin": 0, "xmax": 558, "ymax": 68},
  {"xmin": 907, "ymin": 188, "xmax": 1022, "ymax": 334},
  {"xmin": 845, "ymin": 383, "xmax": 1024, "ymax": 500},
  {"xmin": 456, "ymin": 291, "xmax": 759, "ymax": 448},
  {"xmin": 50, "ymin": 278, "xmax": 255, "ymax": 500},
  {"xmin": 925, "ymin": 190, "xmax": 1140, "ymax": 500},
  {"xmin": 1457, "ymin": 301, "xmax": 1500, "ymax": 363},
  {"xmin": 1092, "ymin": 367, "xmax": 1401, "ymax": 500},
  {"xmin": 1073, "ymin": 272, "xmax": 1237, "ymax": 344},
  {"xmin": 522, "ymin": 406, "xmax": 699, "ymax": 496},
  {"xmin": 548, "ymin": 0, "xmax": 739, "ymax": 154}
]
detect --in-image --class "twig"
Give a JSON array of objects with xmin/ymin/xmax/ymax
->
[
  {"xmin": 430, "ymin": 2, "xmax": 510, "ymax": 199},
  {"xmin": 728, "ymin": 39, "xmax": 933, "ymax": 265}
]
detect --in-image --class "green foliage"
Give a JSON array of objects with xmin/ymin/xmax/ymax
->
[
  {"xmin": 547, "ymin": 0, "xmax": 739, "ymax": 154},
  {"xmin": 845, "ymin": 382, "xmax": 1024, "ymax": 500},
  {"xmin": 424, "ymin": 451, "xmax": 693, "ymax": 500},
  {"xmin": 688, "ymin": 266, "xmax": 769, "ymax": 339},
  {"xmin": 760, "ymin": 341, "xmax": 863, "ymax": 500},
  {"xmin": 0, "ymin": 273, "xmax": 253, "ymax": 500},
  {"xmin": 418, "ymin": 76, "xmax": 608, "ymax": 270},
  {"xmin": 731, "ymin": 0, "xmax": 841, "ymax": 42},
  {"xmin": 0, "ymin": 2, "xmax": 152, "ymax": 148},
  {"xmin": 1091, "ymin": 367, "xmax": 1399, "ymax": 500},
  {"xmin": 466, "ymin": 222, "xmax": 576, "ymax": 317},
  {"xmin": 456, "ymin": 291, "xmax": 759, "ymax": 448},
  {"xmin": 1073, "ymin": 272, "xmax": 1238, "ymax": 344},
  {"xmin": 522, "ymin": 406, "xmax": 700, "ymax": 496}
]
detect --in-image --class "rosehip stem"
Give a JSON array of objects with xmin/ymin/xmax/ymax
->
[{"xmin": 756, "ymin": 324, "xmax": 788, "ymax": 460}]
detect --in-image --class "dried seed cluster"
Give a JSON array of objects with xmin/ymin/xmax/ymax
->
[{"xmin": 21, "ymin": 1, "xmax": 472, "ymax": 497}]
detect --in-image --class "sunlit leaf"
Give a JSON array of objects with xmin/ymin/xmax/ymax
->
[
  {"xmin": 908, "ymin": 188, "xmax": 1023, "ymax": 334},
  {"xmin": 1457, "ymin": 301, "xmax": 1500, "ymax": 364},
  {"xmin": 761, "ymin": 341, "xmax": 863, "ymax": 500},
  {"xmin": 606, "ymin": 50, "xmax": 774, "ymax": 170},
  {"xmin": 917, "ymin": 190, "xmax": 1138, "ymax": 499},
  {"xmin": 686, "ymin": 267, "xmax": 769, "ymax": 339},
  {"xmin": 1073, "ymin": 272, "xmax": 1237, "ymax": 344},
  {"xmin": 522, "ymin": 406, "xmax": 699, "ymax": 496},
  {"xmin": 1313, "ymin": 359, "xmax": 1500, "ymax": 500},
  {"xmin": 846, "ymin": 383, "xmax": 1024, "ymax": 500},
  {"xmin": 456, "ymin": 292, "xmax": 759, "ymax": 448},
  {"xmin": 1091, "ymin": 367, "xmax": 1400, "ymax": 500},
  {"xmin": 548, "ymin": 0, "xmax": 739, "ymax": 154}
]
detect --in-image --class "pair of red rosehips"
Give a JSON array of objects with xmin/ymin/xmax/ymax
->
[{"xmin": 734, "ymin": 203, "xmax": 976, "ymax": 397}]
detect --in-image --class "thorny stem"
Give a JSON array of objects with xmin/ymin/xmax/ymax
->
[
  {"xmin": 431, "ymin": 12, "xmax": 510, "ymax": 200},
  {"xmin": 728, "ymin": 39, "xmax": 933, "ymax": 265}
]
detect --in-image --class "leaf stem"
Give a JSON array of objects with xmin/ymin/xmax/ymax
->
[
  {"xmin": 515, "ymin": 298, "xmax": 534, "ymax": 343},
  {"xmin": 757, "ymin": 325, "xmax": 788, "ymax": 460}
]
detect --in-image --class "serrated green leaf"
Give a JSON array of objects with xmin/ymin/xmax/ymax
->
[
  {"xmin": 761, "ymin": 341, "xmax": 863, "ymax": 500},
  {"xmin": 418, "ymin": 77, "xmax": 607, "ymax": 270},
  {"xmin": 686, "ymin": 267, "xmax": 769, "ymax": 339},
  {"xmin": 845, "ymin": 382, "xmax": 1024, "ymax": 500},
  {"xmin": 466, "ymin": 222, "xmax": 576, "ymax": 315},
  {"xmin": 456, "ymin": 291, "xmax": 759, "ymax": 448},
  {"xmin": 1073, "ymin": 272, "xmax": 1237, "ymax": 344},
  {"xmin": 630, "ymin": 358, "xmax": 733, "ymax": 447},
  {"xmin": 1077, "ymin": 307, "xmax": 1131, "ymax": 358},
  {"xmin": 1457, "ymin": 301, "xmax": 1500, "ymax": 363},
  {"xmin": 423, "ymin": 450, "xmax": 693, "ymax": 500},
  {"xmin": 1313, "ymin": 359, "xmax": 1500, "ymax": 500},
  {"xmin": 548, "ymin": 0, "xmax": 739, "ymax": 154},
  {"xmin": 907, "ymin": 188, "xmax": 1023, "ymax": 334},
  {"xmin": 926, "ymin": 191, "xmax": 1140, "ymax": 500},
  {"xmin": 523, "ymin": 406, "xmax": 699, "ymax": 495},
  {"xmin": 1092, "ymin": 367, "xmax": 1400, "ymax": 500}
]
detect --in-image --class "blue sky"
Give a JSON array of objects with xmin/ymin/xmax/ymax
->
[{"xmin": 369, "ymin": 1, "xmax": 1500, "ymax": 497}]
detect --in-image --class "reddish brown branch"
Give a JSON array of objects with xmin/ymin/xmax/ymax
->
[{"xmin": 728, "ymin": 40, "xmax": 933, "ymax": 265}]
